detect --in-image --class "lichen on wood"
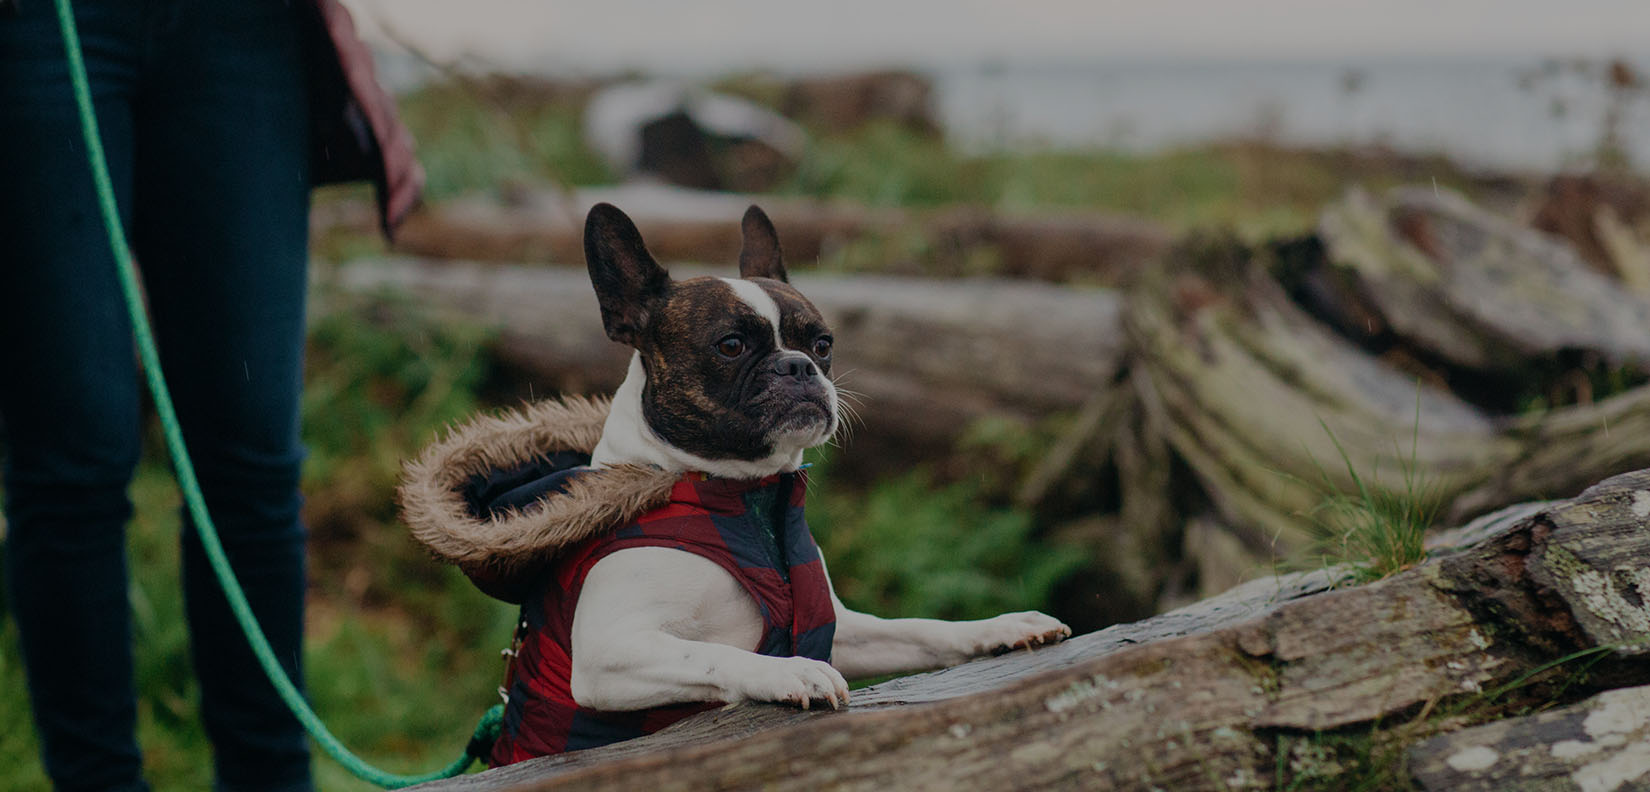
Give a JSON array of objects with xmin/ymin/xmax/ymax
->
[{"xmin": 1409, "ymin": 685, "xmax": 1650, "ymax": 791}]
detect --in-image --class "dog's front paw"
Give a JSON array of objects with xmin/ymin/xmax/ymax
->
[
  {"xmin": 729, "ymin": 656, "xmax": 850, "ymax": 711},
  {"xmin": 972, "ymin": 611, "xmax": 1071, "ymax": 657}
]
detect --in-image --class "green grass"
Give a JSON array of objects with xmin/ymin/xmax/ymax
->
[
  {"xmin": 805, "ymin": 449, "xmax": 1085, "ymax": 622},
  {"xmin": 1288, "ymin": 406, "xmax": 1442, "ymax": 587},
  {"xmin": 1312, "ymin": 430, "xmax": 1440, "ymax": 585},
  {"xmin": 395, "ymin": 79, "xmax": 612, "ymax": 202},
  {"xmin": 780, "ymin": 123, "xmax": 1257, "ymax": 225},
  {"xmin": 776, "ymin": 124, "xmax": 1485, "ymax": 240}
]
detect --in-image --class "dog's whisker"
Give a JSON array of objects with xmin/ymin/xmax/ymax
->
[
  {"xmin": 834, "ymin": 398, "xmax": 864, "ymax": 433},
  {"xmin": 829, "ymin": 409, "xmax": 859, "ymax": 447}
]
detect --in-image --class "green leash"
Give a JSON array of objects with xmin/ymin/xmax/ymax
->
[{"xmin": 48, "ymin": 0, "xmax": 500, "ymax": 786}]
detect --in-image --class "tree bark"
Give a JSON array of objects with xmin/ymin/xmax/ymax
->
[{"xmin": 409, "ymin": 468, "xmax": 1650, "ymax": 792}]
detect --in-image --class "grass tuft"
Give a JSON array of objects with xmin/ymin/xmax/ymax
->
[
  {"xmin": 1311, "ymin": 421, "xmax": 1441, "ymax": 585},
  {"xmin": 1291, "ymin": 391, "xmax": 1442, "ymax": 586}
]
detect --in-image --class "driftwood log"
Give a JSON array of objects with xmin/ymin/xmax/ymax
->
[
  {"xmin": 1317, "ymin": 186, "xmax": 1650, "ymax": 373},
  {"xmin": 1126, "ymin": 190, "xmax": 1650, "ymax": 563},
  {"xmin": 333, "ymin": 258, "xmax": 1127, "ymax": 473},
  {"xmin": 409, "ymin": 467, "xmax": 1650, "ymax": 791},
  {"xmin": 370, "ymin": 183, "xmax": 1170, "ymax": 286}
]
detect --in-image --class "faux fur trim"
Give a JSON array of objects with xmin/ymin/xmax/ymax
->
[{"xmin": 398, "ymin": 396, "xmax": 680, "ymax": 600}]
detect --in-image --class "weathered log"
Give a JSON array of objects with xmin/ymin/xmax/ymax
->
[
  {"xmin": 1126, "ymin": 228, "xmax": 1650, "ymax": 551},
  {"xmin": 1318, "ymin": 186, "xmax": 1650, "ymax": 372},
  {"xmin": 409, "ymin": 468, "xmax": 1650, "ymax": 791},
  {"xmin": 378, "ymin": 184, "xmax": 1169, "ymax": 286},
  {"xmin": 1407, "ymin": 685, "xmax": 1650, "ymax": 791},
  {"xmin": 1125, "ymin": 232, "xmax": 1506, "ymax": 550},
  {"xmin": 333, "ymin": 257, "xmax": 1127, "ymax": 472}
]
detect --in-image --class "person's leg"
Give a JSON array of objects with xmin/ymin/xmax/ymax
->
[
  {"xmin": 0, "ymin": 2, "xmax": 148, "ymax": 790},
  {"xmin": 133, "ymin": 2, "xmax": 314, "ymax": 790}
]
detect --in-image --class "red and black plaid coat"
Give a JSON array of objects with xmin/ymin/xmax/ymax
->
[{"xmin": 490, "ymin": 470, "xmax": 837, "ymax": 765}]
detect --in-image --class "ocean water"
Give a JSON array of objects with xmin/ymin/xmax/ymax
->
[{"xmin": 934, "ymin": 57, "xmax": 1650, "ymax": 173}]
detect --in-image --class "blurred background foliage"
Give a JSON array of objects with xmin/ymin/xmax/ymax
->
[{"xmin": 3, "ymin": 46, "xmax": 1647, "ymax": 790}]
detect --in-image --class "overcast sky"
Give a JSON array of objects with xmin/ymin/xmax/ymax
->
[{"xmin": 344, "ymin": 0, "xmax": 1650, "ymax": 73}]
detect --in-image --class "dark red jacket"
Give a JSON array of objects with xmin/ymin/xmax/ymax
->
[
  {"xmin": 489, "ymin": 471, "xmax": 838, "ymax": 765},
  {"xmin": 304, "ymin": 0, "xmax": 423, "ymax": 235}
]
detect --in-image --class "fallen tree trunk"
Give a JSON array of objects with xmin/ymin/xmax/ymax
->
[
  {"xmin": 1125, "ymin": 232, "xmax": 1508, "ymax": 552},
  {"xmin": 376, "ymin": 183, "xmax": 1170, "ymax": 286},
  {"xmin": 333, "ymin": 258, "xmax": 1127, "ymax": 471},
  {"xmin": 411, "ymin": 467, "xmax": 1650, "ymax": 791},
  {"xmin": 1126, "ymin": 224, "xmax": 1650, "ymax": 555}
]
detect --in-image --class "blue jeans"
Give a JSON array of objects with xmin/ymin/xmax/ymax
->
[{"xmin": 0, "ymin": 1, "xmax": 313, "ymax": 790}]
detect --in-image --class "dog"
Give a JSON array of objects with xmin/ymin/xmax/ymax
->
[{"xmin": 566, "ymin": 202, "xmax": 1070, "ymax": 715}]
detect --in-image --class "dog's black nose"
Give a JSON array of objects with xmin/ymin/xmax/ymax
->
[{"xmin": 773, "ymin": 353, "xmax": 817, "ymax": 380}]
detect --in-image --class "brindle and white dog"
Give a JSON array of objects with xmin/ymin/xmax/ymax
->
[{"xmin": 569, "ymin": 203, "xmax": 1069, "ymax": 712}]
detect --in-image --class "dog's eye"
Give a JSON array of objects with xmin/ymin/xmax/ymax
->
[
  {"xmin": 812, "ymin": 336, "xmax": 833, "ymax": 359},
  {"xmin": 717, "ymin": 336, "xmax": 747, "ymax": 358}
]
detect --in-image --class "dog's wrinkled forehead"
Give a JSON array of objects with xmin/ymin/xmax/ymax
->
[{"xmin": 652, "ymin": 276, "xmax": 828, "ymax": 351}]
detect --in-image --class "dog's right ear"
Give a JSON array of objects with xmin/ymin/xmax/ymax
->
[{"xmin": 585, "ymin": 203, "xmax": 670, "ymax": 346}]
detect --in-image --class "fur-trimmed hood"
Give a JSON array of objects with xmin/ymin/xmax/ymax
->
[{"xmin": 398, "ymin": 396, "xmax": 680, "ymax": 603}]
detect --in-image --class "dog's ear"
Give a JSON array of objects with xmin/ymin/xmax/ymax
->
[
  {"xmin": 586, "ymin": 203, "xmax": 670, "ymax": 346},
  {"xmin": 738, "ymin": 205, "xmax": 788, "ymax": 283}
]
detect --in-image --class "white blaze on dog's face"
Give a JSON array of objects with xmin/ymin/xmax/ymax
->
[{"xmin": 585, "ymin": 203, "xmax": 839, "ymax": 478}]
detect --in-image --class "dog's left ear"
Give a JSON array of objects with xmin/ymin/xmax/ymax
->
[{"xmin": 738, "ymin": 205, "xmax": 788, "ymax": 283}]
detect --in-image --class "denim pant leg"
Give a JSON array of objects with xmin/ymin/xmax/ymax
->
[
  {"xmin": 133, "ymin": 2, "xmax": 315, "ymax": 790},
  {"xmin": 0, "ymin": 2, "xmax": 150, "ymax": 790},
  {"xmin": 1, "ymin": 0, "xmax": 314, "ymax": 789}
]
